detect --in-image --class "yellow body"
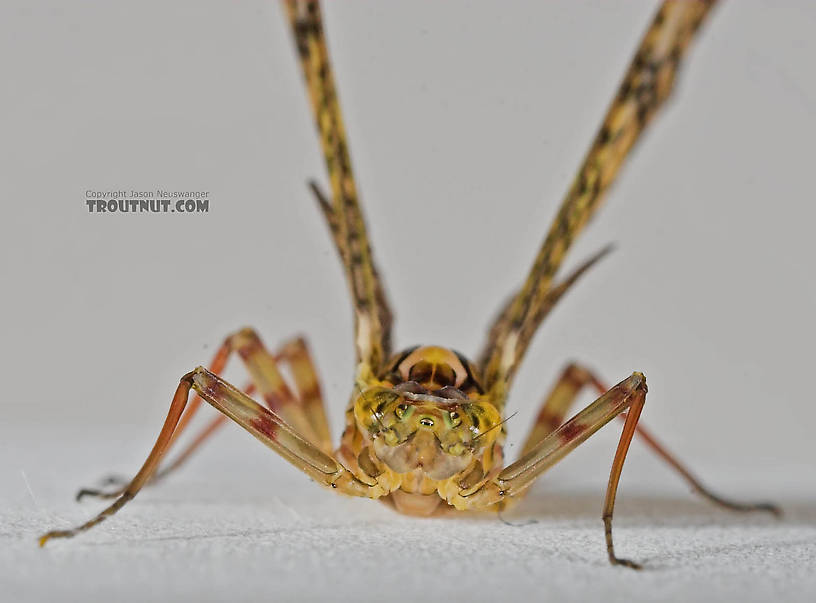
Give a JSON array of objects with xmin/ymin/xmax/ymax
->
[{"xmin": 338, "ymin": 346, "xmax": 504, "ymax": 515}]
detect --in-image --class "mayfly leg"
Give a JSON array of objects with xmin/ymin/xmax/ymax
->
[
  {"xmin": 479, "ymin": 1, "xmax": 719, "ymax": 400},
  {"xmin": 39, "ymin": 367, "xmax": 380, "ymax": 546},
  {"xmin": 285, "ymin": 0, "xmax": 393, "ymax": 375}
]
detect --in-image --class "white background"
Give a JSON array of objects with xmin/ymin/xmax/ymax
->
[{"xmin": 1, "ymin": 1, "xmax": 814, "ymax": 601}]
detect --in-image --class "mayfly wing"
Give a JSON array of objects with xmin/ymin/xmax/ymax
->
[
  {"xmin": 284, "ymin": 0, "xmax": 393, "ymax": 376},
  {"xmin": 479, "ymin": 0, "xmax": 718, "ymax": 400}
]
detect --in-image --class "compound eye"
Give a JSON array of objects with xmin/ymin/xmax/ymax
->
[
  {"xmin": 448, "ymin": 411, "xmax": 462, "ymax": 428},
  {"xmin": 394, "ymin": 403, "xmax": 411, "ymax": 420}
]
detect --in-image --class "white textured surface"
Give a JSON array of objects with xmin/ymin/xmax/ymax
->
[{"xmin": 4, "ymin": 424, "xmax": 816, "ymax": 603}]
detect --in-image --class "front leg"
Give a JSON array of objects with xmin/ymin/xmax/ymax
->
[
  {"xmin": 38, "ymin": 368, "xmax": 384, "ymax": 546},
  {"xmin": 78, "ymin": 330, "xmax": 334, "ymax": 499},
  {"xmin": 455, "ymin": 373, "xmax": 648, "ymax": 568},
  {"xmin": 155, "ymin": 335, "xmax": 334, "ymax": 482},
  {"xmin": 522, "ymin": 363, "xmax": 779, "ymax": 516}
]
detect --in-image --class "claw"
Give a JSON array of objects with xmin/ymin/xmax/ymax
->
[
  {"xmin": 75, "ymin": 487, "xmax": 121, "ymax": 502},
  {"xmin": 749, "ymin": 502, "xmax": 783, "ymax": 518},
  {"xmin": 609, "ymin": 555, "xmax": 643, "ymax": 570},
  {"xmin": 38, "ymin": 529, "xmax": 73, "ymax": 547},
  {"xmin": 73, "ymin": 473, "xmax": 128, "ymax": 501},
  {"xmin": 603, "ymin": 516, "xmax": 643, "ymax": 570},
  {"xmin": 765, "ymin": 503, "xmax": 784, "ymax": 519},
  {"xmin": 75, "ymin": 488, "xmax": 93, "ymax": 502}
]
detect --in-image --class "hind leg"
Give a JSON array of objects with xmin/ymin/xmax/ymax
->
[
  {"xmin": 77, "ymin": 330, "xmax": 331, "ymax": 500},
  {"xmin": 152, "ymin": 335, "xmax": 334, "ymax": 481},
  {"xmin": 39, "ymin": 367, "xmax": 381, "ymax": 546},
  {"xmin": 520, "ymin": 363, "xmax": 779, "ymax": 515}
]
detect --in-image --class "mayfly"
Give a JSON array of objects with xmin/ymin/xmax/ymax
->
[{"xmin": 39, "ymin": 0, "xmax": 778, "ymax": 568}]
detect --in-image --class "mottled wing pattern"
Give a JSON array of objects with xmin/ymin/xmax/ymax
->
[
  {"xmin": 285, "ymin": 0, "xmax": 393, "ymax": 375},
  {"xmin": 480, "ymin": 0, "xmax": 717, "ymax": 399}
]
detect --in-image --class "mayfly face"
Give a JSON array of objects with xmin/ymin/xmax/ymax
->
[{"xmin": 352, "ymin": 346, "xmax": 502, "ymax": 480}]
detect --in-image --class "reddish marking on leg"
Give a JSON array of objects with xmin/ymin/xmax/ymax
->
[
  {"xmin": 559, "ymin": 420, "xmax": 586, "ymax": 441},
  {"xmin": 200, "ymin": 379, "xmax": 225, "ymax": 402},
  {"xmin": 237, "ymin": 342, "xmax": 262, "ymax": 361},
  {"xmin": 250, "ymin": 414, "xmax": 278, "ymax": 440},
  {"xmin": 233, "ymin": 330, "xmax": 264, "ymax": 360},
  {"xmin": 298, "ymin": 384, "xmax": 321, "ymax": 401},
  {"xmin": 563, "ymin": 364, "xmax": 592, "ymax": 386}
]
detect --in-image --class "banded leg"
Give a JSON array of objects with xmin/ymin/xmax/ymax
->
[
  {"xmin": 226, "ymin": 329, "xmax": 317, "ymax": 441},
  {"xmin": 285, "ymin": 0, "xmax": 393, "ymax": 375},
  {"xmin": 150, "ymin": 382, "xmax": 255, "ymax": 484},
  {"xmin": 39, "ymin": 368, "xmax": 381, "ymax": 546},
  {"xmin": 77, "ymin": 330, "xmax": 332, "ymax": 499},
  {"xmin": 459, "ymin": 373, "xmax": 649, "ymax": 568},
  {"xmin": 480, "ymin": 0, "xmax": 719, "ymax": 401},
  {"xmin": 275, "ymin": 336, "xmax": 332, "ymax": 454},
  {"xmin": 521, "ymin": 363, "xmax": 779, "ymax": 515},
  {"xmin": 156, "ymin": 335, "xmax": 333, "ymax": 480}
]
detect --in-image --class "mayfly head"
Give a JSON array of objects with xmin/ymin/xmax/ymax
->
[{"xmin": 352, "ymin": 346, "xmax": 503, "ymax": 479}]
